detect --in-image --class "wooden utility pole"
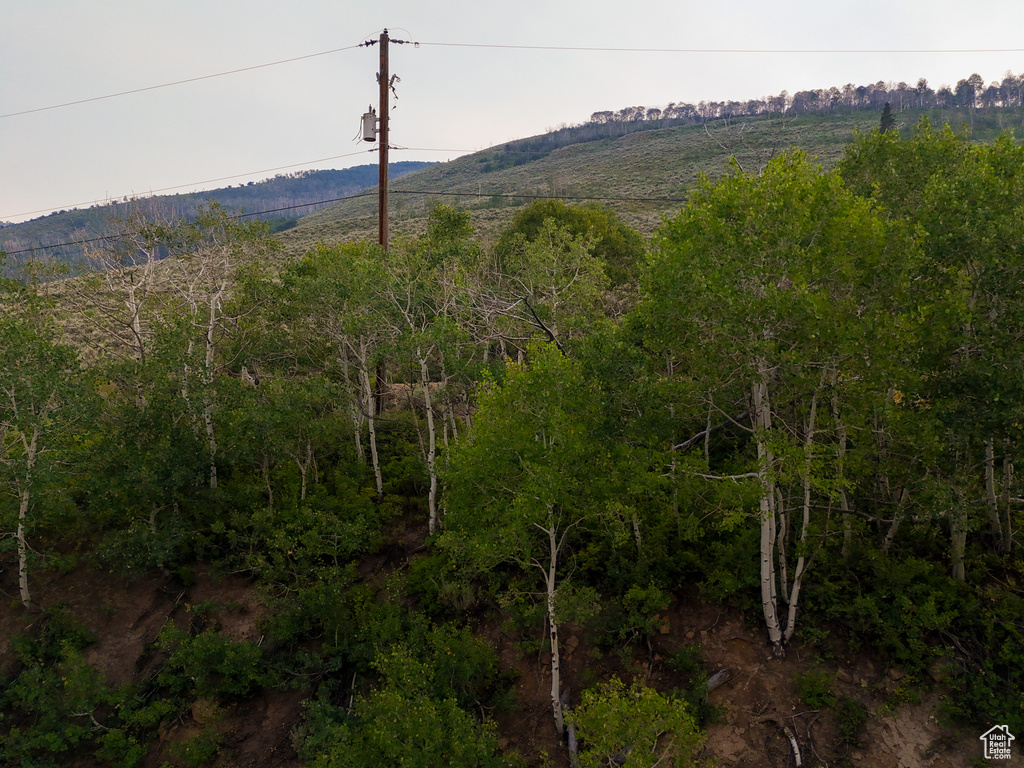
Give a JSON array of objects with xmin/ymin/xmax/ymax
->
[
  {"xmin": 378, "ymin": 29, "xmax": 390, "ymax": 250},
  {"xmin": 362, "ymin": 28, "xmax": 412, "ymax": 414}
]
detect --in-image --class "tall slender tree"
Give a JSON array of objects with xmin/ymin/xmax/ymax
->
[
  {"xmin": 0, "ymin": 287, "xmax": 87, "ymax": 608},
  {"xmin": 645, "ymin": 153, "xmax": 915, "ymax": 653}
]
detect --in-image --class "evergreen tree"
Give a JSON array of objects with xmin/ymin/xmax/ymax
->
[{"xmin": 880, "ymin": 101, "xmax": 896, "ymax": 133}]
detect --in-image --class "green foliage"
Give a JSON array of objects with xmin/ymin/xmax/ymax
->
[
  {"xmin": 665, "ymin": 646, "xmax": 723, "ymax": 729},
  {"xmin": 8, "ymin": 99, "xmax": 1024, "ymax": 764},
  {"xmin": 0, "ymin": 608, "xmax": 155, "ymax": 768},
  {"xmin": 421, "ymin": 624, "xmax": 509, "ymax": 710},
  {"xmin": 297, "ymin": 644, "xmax": 516, "ymax": 768},
  {"xmin": 442, "ymin": 343, "xmax": 612, "ymax": 573},
  {"xmin": 569, "ymin": 677, "xmax": 702, "ymax": 768},
  {"xmin": 496, "ymin": 199, "xmax": 645, "ymax": 286},
  {"xmin": 834, "ymin": 696, "xmax": 869, "ymax": 745},
  {"xmin": 95, "ymin": 514, "xmax": 196, "ymax": 575},
  {"xmin": 225, "ymin": 488, "xmax": 385, "ymax": 589},
  {"xmin": 806, "ymin": 551, "xmax": 1024, "ymax": 731},
  {"xmin": 170, "ymin": 730, "xmax": 222, "ymax": 767},
  {"xmin": 880, "ymin": 102, "xmax": 896, "ymax": 133},
  {"xmin": 824, "ymin": 554, "xmax": 964, "ymax": 668},
  {"xmin": 793, "ymin": 670, "xmax": 836, "ymax": 709},
  {"xmin": 592, "ymin": 583, "xmax": 670, "ymax": 646},
  {"xmin": 1, "ymin": 643, "xmax": 111, "ymax": 764},
  {"xmin": 939, "ymin": 587, "xmax": 1024, "ymax": 734},
  {"xmin": 695, "ymin": 529, "xmax": 762, "ymax": 613},
  {"xmin": 156, "ymin": 622, "xmax": 274, "ymax": 700},
  {"xmin": 405, "ymin": 551, "xmax": 481, "ymax": 616}
]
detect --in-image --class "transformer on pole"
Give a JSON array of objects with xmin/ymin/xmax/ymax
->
[
  {"xmin": 361, "ymin": 107, "xmax": 377, "ymax": 142},
  {"xmin": 361, "ymin": 28, "xmax": 414, "ymax": 251}
]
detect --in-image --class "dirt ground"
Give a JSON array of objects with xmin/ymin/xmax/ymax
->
[
  {"xmin": 491, "ymin": 592, "xmax": 981, "ymax": 768},
  {"xmin": 0, "ymin": 550, "xmax": 986, "ymax": 768}
]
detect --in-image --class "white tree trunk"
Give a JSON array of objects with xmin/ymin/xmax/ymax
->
[
  {"xmin": 126, "ymin": 280, "xmax": 145, "ymax": 363},
  {"xmin": 359, "ymin": 364, "xmax": 383, "ymax": 500},
  {"xmin": 985, "ymin": 440, "xmax": 1005, "ymax": 551},
  {"xmin": 18, "ymin": 484, "xmax": 32, "ymax": 609},
  {"xmin": 1001, "ymin": 451, "xmax": 1014, "ymax": 553},
  {"xmin": 543, "ymin": 512, "xmax": 565, "ymax": 736},
  {"xmin": 753, "ymin": 364, "xmax": 784, "ymax": 655},
  {"xmin": 341, "ymin": 353, "xmax": 364, "ymax": 463},
  {"xmin": 420, "ymin": 353, "xmax": 439, "ymax": 533},
  {"xmin": 295, "ymin": 457, "xmax": 308, "ymax": 501},
  {"xmin": 784, "ymin": 384, "xmax": 820, "ymax": 642},
  {"xmin": 202, "ymin": 286, "xmax": 225, "ymax": 490},
  {"xmin": 16, "ymin": 427, "xmax": 39, "ymax": 609},
  {"xmin": 882, "ymin": 488, "xmax": 908, "ymax": 554},
  {"xmin": 829, "ymin": 374, "xmax": 853, "ymax": 559},
  {"xmin": 950, "ymin": 507, "xmax": 967, "ymax": 582},
  {"xmin": 776, "ymin": 489, "xmax": 788, "ymax": 602}
]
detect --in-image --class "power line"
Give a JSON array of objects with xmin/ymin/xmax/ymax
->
[
  {"xmin": 389, "ymin": 189, "xmax": 690, "ymax": 203},
  {"xmin": 8, "ymin": 37, "xmax": 1022, "ymax": 121},
  {"xmin": 1, "ymin": 189, "xmax": 689, "ymax": 256},
  {"xmin": 3, "ymin": 144, "xmax": 558, "ymax": 222},
  {"xmin": 420, "ymin": 41, "xmax": 1024, "ymax": 55},
  {"xmin": 1, "ymin": 194, "xmax": 368, "ymax": 256},
  {"xmin": 0, "ymin": 44, "xmax": 363, "ymax": 120},
  {"xmin": 1, "ymin": 150, "xmax": 378, "ymax": 221}
]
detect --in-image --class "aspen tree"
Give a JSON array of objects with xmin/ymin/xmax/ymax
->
[{"xmin": 646, "ymin": 153, "xmax": 912, "ymax": 653}]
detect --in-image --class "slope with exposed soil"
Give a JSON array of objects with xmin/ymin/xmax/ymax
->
[{"xmin": 0, "ymin": 517, "xmax": 983, "ymax": 768}]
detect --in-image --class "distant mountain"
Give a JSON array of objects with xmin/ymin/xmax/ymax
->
[{"xmin": 0, "ymin": 162, "xmax": 433, "ymax": 275}]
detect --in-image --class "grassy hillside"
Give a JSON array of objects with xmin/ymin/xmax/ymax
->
[{"xmin": 279, "ymin": 104, "xmax": 1024, "ymax": 254}]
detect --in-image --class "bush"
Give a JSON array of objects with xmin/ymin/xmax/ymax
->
[
  {"xmin": 794, "ymin": 670, "xmax": 836, "ymax": 709},
  {"xmin": 297, "ymin": 645, "xmax": 517, "ymax": 768},
  {"xmin": 156, "ymin": 623, "xmax": 275, "ymax": 700},
  {"xmin": 834, "ymin": 696, "xmax": 869, "ymax": 745},
  {"xmin": 666, "ymin": 645, "xmax": 722, "ymax": 728},
  {"xmin": 0, "ymin": 644, "xmax": 111, "ymax": 764},
  {"xmin": 569, "ymin": 677, "xmax": 702, "ymax": 768}
]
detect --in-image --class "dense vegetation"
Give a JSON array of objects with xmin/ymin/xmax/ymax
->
[{"xmin": 1, "ymin": 118, "xmax": 1022, "ymax": 767}]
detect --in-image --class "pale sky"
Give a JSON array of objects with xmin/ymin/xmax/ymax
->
[{"xmin": 3, "ymin": 0, "xmax": 1023, "ymax": 223}]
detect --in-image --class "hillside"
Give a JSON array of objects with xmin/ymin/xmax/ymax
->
[
  {"xmin": 0, "ymin": 162, "xmax": 433, "ymax": 276},
  {"xmin": 7, "ymin": 104, "xmax": 1023, "ymax": 272},
  {"xmin": 278, "ymin": 103, "xmax": 1024, "ymax": 253},
  {"xmin": 1, "ymin": 102, "xmax": 1022, "ymax": 768}
]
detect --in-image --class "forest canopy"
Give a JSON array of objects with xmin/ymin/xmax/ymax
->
[{"xmin": 1, "ymin": 119, "xmax": 1022, "ymax": 767}]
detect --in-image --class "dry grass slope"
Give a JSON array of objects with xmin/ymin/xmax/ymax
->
[{"xmin": 276, "ymin": 105, "xmax": 1024, "ymax": 256}]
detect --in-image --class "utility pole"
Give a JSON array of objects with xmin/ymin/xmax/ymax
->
[
  {"xmin": 377, "ymin": 29, "xmax": 390, "ymax": 250},
  {"xmin": 361, "ymin": 28, "xmax": 413, "ymax": 414},
  {"xmin": 362, "ymin": 28, "xmax": 411, "ymax": 249}
]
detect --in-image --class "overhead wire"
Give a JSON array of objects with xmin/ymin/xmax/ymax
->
[
  {"xmin": 0, "ymin": 44, "xmax": 364, "ymax": 120},
  {"xmin": 1, "ymin": 144, "xmax": 560, "ymax": 221},
  {"xmin": 1, "ymin": 150, "xmax": 380, "ymax": 221},
  {"xmin": 6, "ymin": 33, "xmax": 1022, "ymax": 223},
  {"xmin": 420, "ymin": 41, "xmax": 1024, "ymax": 54},
  {"xmin": 6, "ymin": 37, "xmax": 1023, "ymax": 121},
  {"xmin": 2, "ymin": 188, "xmax": 690, "ymax": 256}
]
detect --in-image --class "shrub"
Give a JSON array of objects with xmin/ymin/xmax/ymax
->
[
  {"xmin": 834, "ymin": 696, "xmax": 868, "ymax": 745},
  {"xmin": 297, "ymin": 644, "xmax": 517, "ymax": 768},
  {"xmin": 156, "ymin": 623, "xmax": 274, "ymax": 700},
  {"xmin": 794, "ymin": 670, "xmax": 836, "ymax": 709},
  {"xmin": 569, "ymin": 677, "xmax": 702, "ymax": 768}
]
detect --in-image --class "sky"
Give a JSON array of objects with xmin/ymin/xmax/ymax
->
[{"xmin": 2, "ymin": 0, "xmax": 1023, "ymax": 224}]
